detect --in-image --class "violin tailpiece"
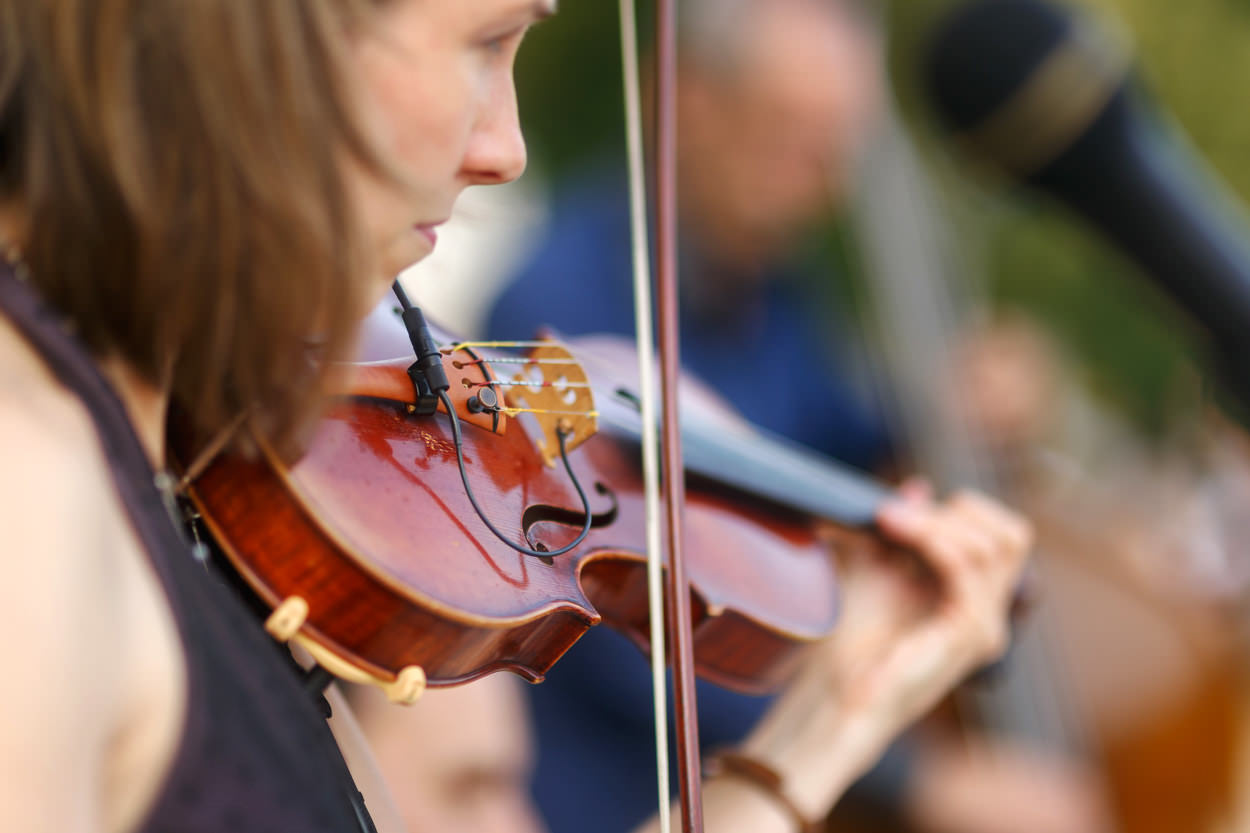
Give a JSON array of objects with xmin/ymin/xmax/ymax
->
[{"xmin": 503, "ymin": 342, "xmax": 599, "ymax": 467}]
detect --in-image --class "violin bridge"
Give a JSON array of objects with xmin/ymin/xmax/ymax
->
[{"xmin": 503, "ymin": 341, "xmax": 598, "ymax": 467}]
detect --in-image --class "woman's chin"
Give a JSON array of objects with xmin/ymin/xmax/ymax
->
[{"xmin": 379, "ymin": 239, "xmax": 435, "ymax": 283}]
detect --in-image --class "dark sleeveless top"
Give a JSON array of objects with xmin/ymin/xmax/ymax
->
[{"xmin": 0, "ymin": 262, "xmax": 369, "ymax": 833}]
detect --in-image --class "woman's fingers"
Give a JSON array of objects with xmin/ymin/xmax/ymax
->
[
  {"xmin": 946, "ymin": 489, "xmax": 1035, "ymax": 562},
  {"xmin": 874, "ymin": 487, "xmax": 1033, "ymax": 666},
  {"xmin": 877, "ymin": 489, "xmax": 1032, "ymax": 581},
  {"xmin": 896, "ymin": 476, "xmax": 934, "ymax": 503}
]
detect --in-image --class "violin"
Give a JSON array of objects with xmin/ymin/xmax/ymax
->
[{"xmin": 173, "ymin": 319, "xmax": 900, "ymax": 705}]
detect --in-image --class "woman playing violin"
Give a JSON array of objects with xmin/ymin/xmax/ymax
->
[{"xmin": 0, "ymin": 1, "xmax": 1030, "ymax": 831}]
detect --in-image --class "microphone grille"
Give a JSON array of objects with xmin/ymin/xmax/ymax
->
[
  {"xmin": 923, "ymin": 0, "xmax": 1130, "ymax": 175},
  {"xmin": 924, "ymin": 0, "xmax": 1074, "ymax": 134}
]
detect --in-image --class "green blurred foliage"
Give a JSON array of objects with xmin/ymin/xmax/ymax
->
[
  {"xmin": 514, "ymin": 0, "xmax": 1250, "ymax": 438},
  {"xmin": 516, "ymin": 3, "xmax": 641, "ymax": 177}
]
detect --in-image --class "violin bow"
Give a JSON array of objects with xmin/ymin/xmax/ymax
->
[{"xmin": 618, "ymin": 0, "xmax": 705, "ymax": 831}]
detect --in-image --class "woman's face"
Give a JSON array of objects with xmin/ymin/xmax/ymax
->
[{"xmin": 350, "ymin": 0, "xmax": 553, "ymax": 285}]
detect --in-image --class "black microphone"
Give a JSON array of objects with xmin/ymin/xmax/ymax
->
[{"xmin": 922, "ymin": 0, "xmax": 1250, "ymax": 406}]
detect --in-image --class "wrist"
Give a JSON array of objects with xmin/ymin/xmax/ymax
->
[
  {"xmin": 703, "ymin": 751, "xmax": 823, "ymax": 833},
  {"xmin": 739, "ymin": 697, "xmax": 888, "ymax": 822},
  {"xmin": 701, "ymin": 769, "xmax": 798, "ymax": 833}
]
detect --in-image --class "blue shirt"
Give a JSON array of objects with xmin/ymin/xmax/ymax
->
[{"xmin": 486, "ymin": 170, "xmax": 894, "ymax": 833}]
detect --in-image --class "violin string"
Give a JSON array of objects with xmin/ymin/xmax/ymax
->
[
  {"xmin": 467, "ymin": 379, "xmax": 594, "ymax": 390},
  {"xmin": 446, "ymin": 339, "xmax": 574, "ymax": 351},
  {"xmin": 496, "ymin": 406, "xmax": 600, "ymax": 419},
  {"xmin": 453, "ymin": 355, "xmax": 581, "ymax": 368}
]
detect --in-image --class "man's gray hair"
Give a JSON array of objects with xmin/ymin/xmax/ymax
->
[
  {"xmin": 678, "ymin": 0, "xmax": 863, "ymax": 74},
  {"xmin": 678, "ymin": 0, "xmax": 757, "ymax": 72}
]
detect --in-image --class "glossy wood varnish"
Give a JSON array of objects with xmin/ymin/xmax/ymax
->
[{"xmin": 185, "ymin": 359, "xmax": 839, "ymax": 693}]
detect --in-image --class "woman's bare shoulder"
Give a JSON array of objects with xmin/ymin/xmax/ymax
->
[
  {"xmin": 0, "ymin": 315, "xmax": 125, "ymax": 614},
  {"xmin": 0, "ymin": 341, "xmax": 108, "ymax": 513},
  {"xmin": 0, "ymin": 327, "xmax": 150, "ymax": 828},
  {"xmin": 0, "ymin": 309, "xmax": 97, "ymax": 430},
  {"xmin": 0, "ymin": 321, "xmax": 120, "ymax": 632}
]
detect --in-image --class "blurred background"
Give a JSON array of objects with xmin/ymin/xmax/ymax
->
[
  {"xmin": 421, "ymin": 0, "xmax": 1250, "ymax": 437},
  {"xmin": 383, "ymin": 1, "xmax": 1250, "ymax": 832}
]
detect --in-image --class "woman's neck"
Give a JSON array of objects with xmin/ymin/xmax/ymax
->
[{"xmin": 99, "ymin": 355, "xmax": 169, "ymax": 470}]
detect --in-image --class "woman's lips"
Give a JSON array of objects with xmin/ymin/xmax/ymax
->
[{"xmin": 416, "ymin": 224, "xmax": 440, "ymax": 246}]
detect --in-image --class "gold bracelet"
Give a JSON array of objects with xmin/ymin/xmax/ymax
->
[{"xmin": 702, "ymin": 750, "xmax": 823, "ymax": 833}]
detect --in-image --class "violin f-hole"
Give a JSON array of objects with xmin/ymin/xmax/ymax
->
[{"xmin": 521, "ymin": 481, "xmax": 619, "ymax": 553}]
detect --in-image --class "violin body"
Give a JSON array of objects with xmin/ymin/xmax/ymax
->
[{"xmin": 180, "ymin": 335, "xmax": 840, "ymax": 698}]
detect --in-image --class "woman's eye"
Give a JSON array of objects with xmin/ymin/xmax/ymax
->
[{"xmin": 480, "ymin": 26, "xmax": 527, "ymax": 57}]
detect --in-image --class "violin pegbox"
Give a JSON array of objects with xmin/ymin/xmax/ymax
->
[{"xmin": 504, "ymin": 340, "xmax": 599, "ymax": 467}]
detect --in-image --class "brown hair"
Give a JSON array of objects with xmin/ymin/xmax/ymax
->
[{"xmin": 0, "ymin": 0, "xmax": 392, "ymax": 455}]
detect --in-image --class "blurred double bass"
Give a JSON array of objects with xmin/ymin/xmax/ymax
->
[{"xmin": 835, "ymin": 7, "xmax": 1249, "ymax": 828}]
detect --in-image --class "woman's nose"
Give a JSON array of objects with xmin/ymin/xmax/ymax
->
[{"xmin": 462, "ymin": 81, "xmax": 527, "ymax": 186}]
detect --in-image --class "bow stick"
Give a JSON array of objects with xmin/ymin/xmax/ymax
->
[{"xmin": 618, "ymin": 1, "xmax": 705, "ymax": 831}]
